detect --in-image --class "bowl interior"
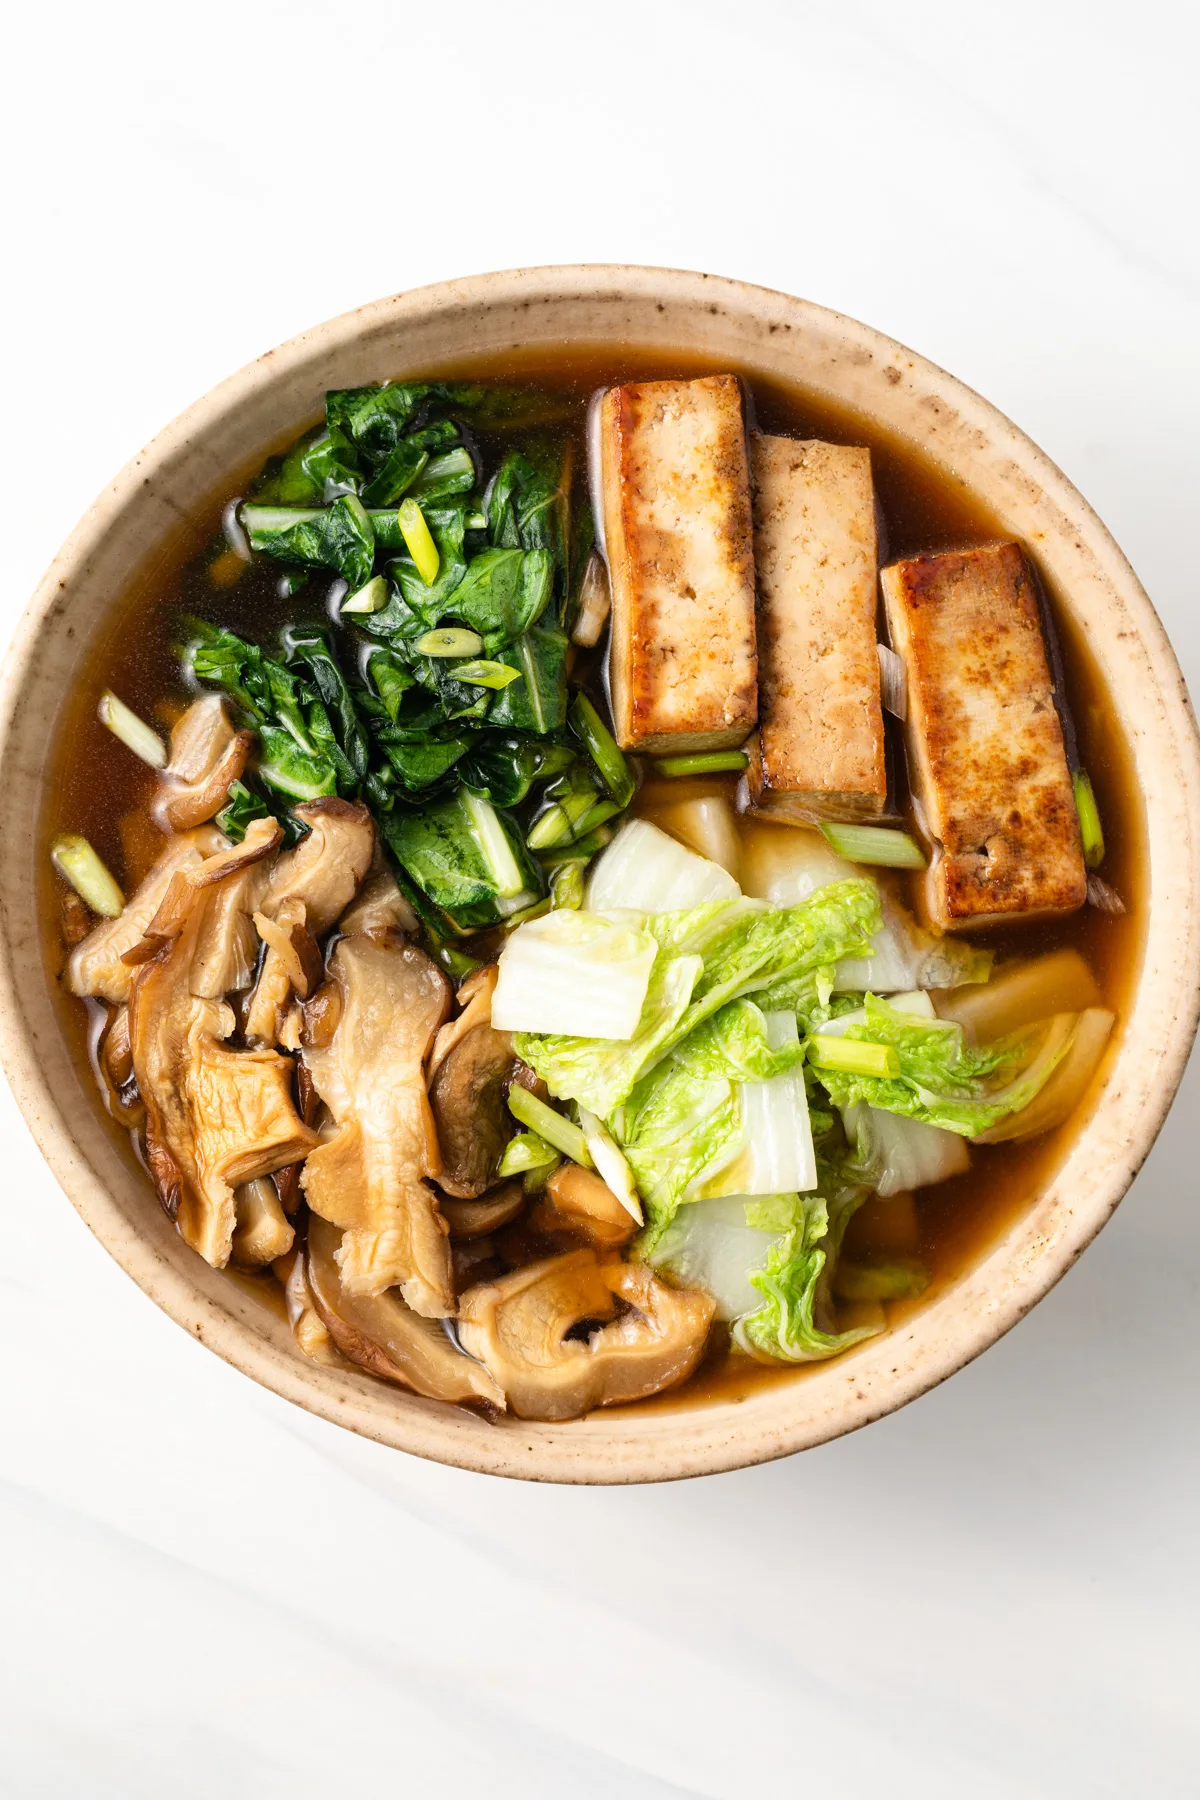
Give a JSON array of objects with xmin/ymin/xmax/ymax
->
[{"xmin": 2, "ymin": 266, "xmax": 1197, "ymax": 1482}]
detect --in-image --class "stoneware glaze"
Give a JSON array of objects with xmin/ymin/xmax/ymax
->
[{"xmin": 2, "ymin": 267, "xmax": 1197, "ymax": 1483}]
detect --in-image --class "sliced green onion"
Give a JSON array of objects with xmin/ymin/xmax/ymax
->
[
  {"xmin": 507, "ymin": 1086, "xmax": 593, "ymax": 1168},
  {"xmin": 398, "ymin": 498, "xmax": 440, "ymax": 586},
  {"xmin": 434, "ymin": 945, "xmax": 481, "ymax": 980},
  {"xmin": 504, "ymin": 896, "xmax": 553, "ymax": 928},
  {"xmin": 414, "ymin": 627, "xmax": 484, "ymax": 659},
  {"xmin": 1073, "ymin": 768, "xmax": 1105, "ymax": 869},
  {"xmin": 497, "ymin": 1130, "xmax": 560, "ymax": 1179},
  {"xmin": 550, "ymin": 862, "xmax": 585, "ymax": 909},
  {"xmin": 51, "ymin": 834, "xmax": 124, "ymax": 917},
  {"xmin": 570, "ymin": 693, "xmax": 636, "ymax": 807},
  {"xmin": 340, "ymin": 574, "xmax": 388, "ymax": 616},
  {"xmin": 819, "ymin": 823, "xmax": 927, "ymax": 869},
  {"xmin": 808, "ymin": 1035, "xmax": 901, "ymax": 1079},
  {"xmin": 97, "ymin": 690, "xmax": 166, "ymax": 769},
  {"xmin": 527, "ymin": 788, "xmax": 598, "ymax": 852},
  {"xmin": 453, "ymin": 659, "xmax": 523, "ymax": 690},
  {"xmin": 534, "ymin": 824, "xmax": 613, "ymax": 863},
  {"xmin": 465, "ymin": 510, "xmax": 488, "ymax": 531},
  {"xmin": 834, "ymin": 1258, "xmax": 929, "ymax": 1302},
  {"xmin": 575, "ymin": 798, "xmax": 623, "ymax": 836},
  {"xmin": 654, "ymin": 750, "xmax": 750, "ymax": 778}
]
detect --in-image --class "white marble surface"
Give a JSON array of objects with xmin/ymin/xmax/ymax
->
[{"xmin": 4, "ymin": 2, "xmax": 1199, "ymax": 1793}]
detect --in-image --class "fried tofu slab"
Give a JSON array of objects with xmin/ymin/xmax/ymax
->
[
  {"xmin": 745, "ymin": 436, "xmax": 887, "ymax": 824},
  {"xmin": 880, "ymin": 542, "xmax": 1086, "ymax": 930},
  {"xmin": 599, "ymin": 375, "xmax": 757, "ymax": 753}
]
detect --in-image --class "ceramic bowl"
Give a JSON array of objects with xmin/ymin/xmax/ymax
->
[{"xmin": 2, "ymin": 266, "xmax": 1197, "ymax": 1483}]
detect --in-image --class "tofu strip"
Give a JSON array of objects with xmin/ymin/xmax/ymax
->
[
  {"xmin": 745, "ymin": 436, "xmax": 886, "ymax": 824},
  {"xmin": 599, "ymin": 375, "xmax": 757, "ymax": 753},
  {"xmin": 880, "ymin": 542, "xmax": 1086, "ymax": 930}
]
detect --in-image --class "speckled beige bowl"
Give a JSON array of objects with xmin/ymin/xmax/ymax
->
[{"xmin": 2, "ymin": 267, "xmax": 1197, "ymax": 1482}]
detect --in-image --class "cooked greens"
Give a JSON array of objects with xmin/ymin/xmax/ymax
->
[{"xmin": 185, "ymin": 381, "xmax": 631, "ymax": 930}]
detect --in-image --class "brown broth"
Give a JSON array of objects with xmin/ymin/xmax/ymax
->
[{"xmin": 39, "ymin": 345, "xmax": 1147, "ymax": 1411}]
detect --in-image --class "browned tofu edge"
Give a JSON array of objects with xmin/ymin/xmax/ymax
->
[
  {"xmin": 881, "ymin": 542, "xmax": 1086, "ymax": 929},
  {"xmin": 600, "ymin": 376, "xmax": 758, "ymax": 754}
]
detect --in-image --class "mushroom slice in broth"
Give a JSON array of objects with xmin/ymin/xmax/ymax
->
[
  {"xmin": 154, "ymin": 695, "xmax": 254, "ymax": 832},
  {"xmin": 306, "ymin": 1215, "xmax": 503, "ymax": 1406},
  {"xmin": 300, "ymin": 935, "xmax": 454, "ymax": 1314},
  {"xmin": 458, "ymin": 1249, "xmax": 715, "ymax": 1421}
]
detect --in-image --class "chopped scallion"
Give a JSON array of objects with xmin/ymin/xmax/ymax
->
[
  {"xmin": 550, "ymin": 862, "xmax": 585, "ymax": 909},
  {"xmin": 534, "ymin": 824, "xmax": 613, "ymax": 863},
  {"xmin": 340, "ymin": 574, "xmax": 388, "ymax": 615},
  {"xmin": 1073, "ymin": 768, "xmax": 1105, "ymax": 869},
  {"xmin": 414, "ymin": 627, "xmax": 484, "ymax": 659},
  {"xmin": 654, "ymin": 750, "xmax": 750, "ymax": 778},
  {"xmin": 569, "ymin": 693, "xmax": 635, "ymax": 807},
  {"xmin": 453, "ymin": 659, "xmax": 523, "ymax": 689},
  {"xmin": 97, "ymin": 690, "xmax": 166, "ymax": 769},
  {"xmin": 575, "ymin": 798, "xmax": 623, "ymax": 836},
  {"xmin": 50, "ymin": 834, "xmax": 124, "ymax": 917},
  {"xmin": 507, "ymin": 1086, "xmax": 594, "ymax": 1167},
  {"xmin": 497, "ymin": 1130, "xmax": 560, "ymax": 1179},
  {"xmin": 465, "ymin": 510, "xmax": 488, "ymax": 531},
  {"xmin": 398, "ymin": 498, "xmax": 440, "ymax": 586},
  {"xmin": 808, "ymin": 1035, "xmax": 901, "ymax": 1079},
  {"xmin": 526, "ymin": 789, "xmax": 598, "ymax": 852},
  {"xmin": 819, "ymin": 822, "xmax": 927, "ymax": 869},
  {"xmin": 434, "ymin": 945, "xmax": 481, "ymax": 980}
]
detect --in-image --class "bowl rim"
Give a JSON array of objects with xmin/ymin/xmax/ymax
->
[{"xmin": 3, "ymin": 263, "xmax": 1198, "ymax": 1484}]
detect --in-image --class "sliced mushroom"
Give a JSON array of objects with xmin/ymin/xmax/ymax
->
[
  {"xmin": 245, "ymin": 799, "xmax": 374, "ymax": 1045},
  {"xmin": 153, "ymin": 695, "xmax": 254, "ymax": 831},
  {"xmin": 533, "ymin": 1164, "xmax": 636, "ymax": 1248},
  {"xmin": 429, "ymin": 1022, "xmax": 518, "ymax": 1199},
  {"xmin": 337, "ymin": 854, "xmax": 418, "ymax": 937},
  {"xmin": 66, "ymin": 828, "xmax": 222, "ymax": 1004},
  {"xmin": 306, "ymin": 1215, "xmax": 503, "ymax": 1406},
  {"xmin": 128, "ymin": 857, "xmax": 319, "ymax": 1268},
  {"xmin": 231, "ymin": 1176, "xmax": 295, "ymax": 1265},
  {"xmin": 428, "ymin": 964, "xmax": 498, "ymax": 1081},
  {"xmin": 121, "ymin": 818, "xmax": 282, "ymax": 966},
  {"xmin": 275, "ymin": 1245, "xmax": 345, "ymax": 1366},
  {"xmin": 300, "ymin": 935, "xmax": 455, "ymax": 1314},
  {"xmin": 440, "ymin": 1182, "xmax": 525, "ymax": 1240},
  {"xmin": 252, "ymin": 899, "xmax": 324, "ymax": 998},
  {"xmin": 458, "ymin": 1250, "xmax": 715, "ymax": 1421},
  {"xmin": 96, "ymin": 1004, "xmax": 144, "ymax": 1128}
]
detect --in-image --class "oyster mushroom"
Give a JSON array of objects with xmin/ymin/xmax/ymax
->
[
  {"xmin": 231, "ymin": 1176, "xmax": 295, "ymax": 1266},
  {"xmin": 128, "ymin": 826, "xmax": 318, "ymax": 1268},
  {"xmin": 306, "ymin": 1215, "xmax": 502, "ymax": 1406},
  {"xmin": 533, "ymin": 1164, "xmax": 636, "ymax": 1249},
  {"xmin": 300, "ymin": 935, "xmax": 455, "ymax": 1314},
  {"xmin": 245, "ymin": 799, "xmax": 374, "ymax": 1045},
  {"xmin": 429, "ymin": 1023, "xmax": 518, "ymax": 1199},
  {"xmin": 458, "ymin": 1249, "xmax": 715, "ymax": 1421},
  {"xmin": 337, "ymin": 854, "xmax": 418, "ymax": 937},
  {"xmin": 440, "ymin": 1182, "xmax": 525, "ymax": 1240},
  {"xmin": 275, "ymin": 1244, "xmax": 344, "ymax": 1367},
  {"xmin": 66, "ymin": 827, "xmax": 223, "ymax": 1004},
  {"xmin": 154, "ymin": 695, "xmax": 254, "ymax": 832}
]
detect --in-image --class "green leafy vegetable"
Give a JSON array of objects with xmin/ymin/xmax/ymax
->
[
  {"xmin": 808, "ymin": 993, "xmax": 1075, "ymax": 1137},
  {"xmin": 382, "ymin": 788, "xmax": 539, "ymax": 928},
  {"xmin": 734, "ymin": 1190, "xmax": 881, "ymax": 1363},
  {"xmin": 516, "ymin": 880, "xmax": 880, "ymax": 1122}
]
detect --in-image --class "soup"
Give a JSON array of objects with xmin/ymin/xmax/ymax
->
[{"xmin": 41, "ymin": 350, "xmax": 1142, "ymax": 1421}]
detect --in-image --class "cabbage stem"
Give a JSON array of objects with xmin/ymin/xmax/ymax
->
[{"xmin": 808, "ymin": 1035, "xmax": 901, "ymax": 1079}]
